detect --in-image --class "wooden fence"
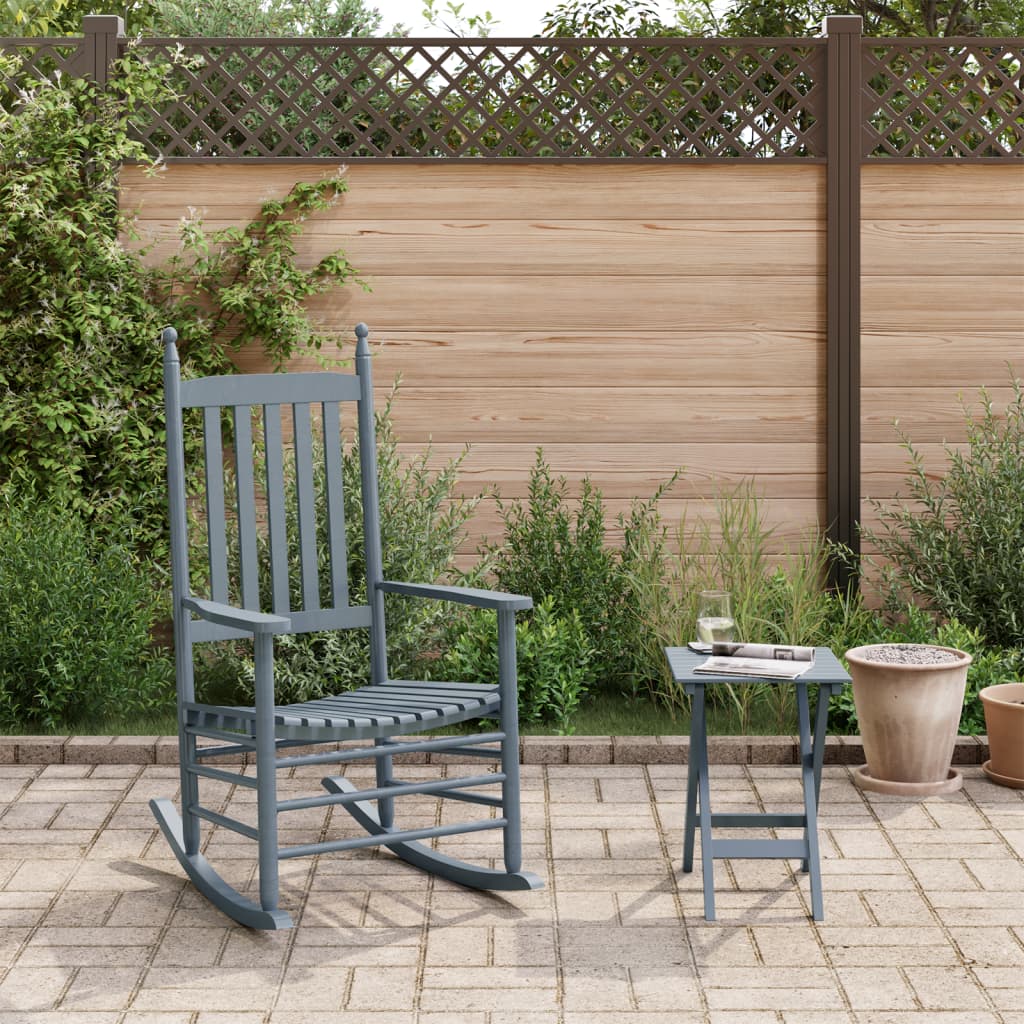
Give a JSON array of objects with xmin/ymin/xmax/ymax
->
[{"xmin": 7, "ymin": 15, "xmax": 1023, "ymax": 579}]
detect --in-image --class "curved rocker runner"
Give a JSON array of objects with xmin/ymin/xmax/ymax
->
[{"xmin": 149, "ymin": 323, "xmax": 544, "ymax": 929}]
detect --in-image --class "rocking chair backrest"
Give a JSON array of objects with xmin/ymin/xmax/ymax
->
[{"xmin": 163, "ymin": 324, "xmax": 388, "ymax": 701}]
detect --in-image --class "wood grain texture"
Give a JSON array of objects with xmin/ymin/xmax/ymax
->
[
  {"xmin": 121, "ymin": 160, "xmax": 827, "ymax": 555},
  {"xmin": 231, "ymin": 331, "xmax": 824, "ymax": 387},
  {"xmin": 862, "ymin": 277, "xmax": 1024, "ymax": 332},
  {"xmin": 462, "ymin": 497, "xmax": 825, "ymax": 553},
  {"xmin": 372, "ymin": 386, "xmax": 822, "ymax": 443},
  {"xmin": 131, "ymin": 218, "xmax": 823, "ymax": 275},
  {"xmin": 861, "ymin": 332, "xmax": 1024, "ymax": 387},
  {"xmin": 862, "ymin": 442, "xmax": 958, "ymax": 499},
  {"xmin": 399, "ymin": 442, "xmax": 823, "ymax": 499},
  {"xmin": 862, "ymin": 387, "xmax": 1022, "ymax": 443},
  {"xmin": 305, "ymin": 274, "xmax": 826, "ymax": 331},
  {"xmin": 862, "ymin": 220, "xmax": 1024, "ymax": 277},
  {"xmin": 862, "ymin": 164, "xmax": 1024, "ymax": 220},
  {"xmin": 121, "ymin": 162, "xmax": 826, "ymax": 220}
]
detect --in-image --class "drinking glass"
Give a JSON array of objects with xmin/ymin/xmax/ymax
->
[{"xmin": 696, "ymin": 590, "xmax": 736, "ymax": 644}]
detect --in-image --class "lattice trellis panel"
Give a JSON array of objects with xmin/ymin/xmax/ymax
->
[
  {"xmin": 125, "ymin": 37, "xmax": 826, "ymax": 160},
  {"xmin": 1, "ymin": 38, "xmax": 88, "ymax": 93},
  {"xmin": 863, "ymin": 40, "xmax": 1024, "ymax": 158}
]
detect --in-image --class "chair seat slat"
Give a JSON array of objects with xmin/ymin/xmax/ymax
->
[{"xmin": 186, "ymin": 680, "xmax": 499, "ymax": 736}]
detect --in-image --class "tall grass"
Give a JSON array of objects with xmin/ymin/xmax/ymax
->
[{"xmin": 630, "ymin": 482, "xmax": 841, "ymax": 730}]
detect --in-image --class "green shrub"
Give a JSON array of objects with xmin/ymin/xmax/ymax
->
[
  {"xmin": 824, "ymin": 602, "xmax": 1023, "ymax": 736},
  {"xmin": 480, "ymin": 449, "xmax": 675, "ymax": 699},
  {"xmin": 200, "ymin": 391, "xmax": 478, "ymax": 705},
  {"xmin": 0, "ymin": 50, "xmax": 361, "ymax": 560},
  {"xmin": 0, "ymin": 491, "xmax": 173, "ymax": 731},
  {"xmin": 862, "ymin": 378, "xmax": 1024, "ymax": 647},
  {"xmin": 436, "ymin": 596, "xmax": 595, "ymax": 734}
]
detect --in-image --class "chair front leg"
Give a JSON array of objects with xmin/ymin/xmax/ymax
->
[
  {"xmin": 180, "ymin": 728, "xmax": 202, "ymax": 856},
  {"xmin": 253, "ymin": 632, "xmax": 280, "ymax": 913},
  {"xmin": 374, "ymin": 738, "xmax": 396, "ymax": 830},
  {"xmin": 497, "ymin": 607, "xmax": 523, "ymax": 874}
]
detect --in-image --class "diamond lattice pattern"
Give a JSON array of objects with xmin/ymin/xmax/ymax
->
[
  {"xmin": 128, "ymin": 39, "xmax": 826, "ymax": 159},
  {"xmin": 863, "ymin": 41, "xmax": 1024, "ymax": 158}
]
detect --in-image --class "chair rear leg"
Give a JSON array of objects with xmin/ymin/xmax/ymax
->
[
  {"xmin": 498, "ymin": 607, "xmax": 523, "ymax": 874},
  {"xmin": 254, "ymin": 634, "xmax": 280, "ymax": 912}
]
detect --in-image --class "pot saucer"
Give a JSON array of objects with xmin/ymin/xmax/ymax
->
[
  {"xmin": 853, "ymin": 764, "xmax": 962, "ymax": 796},
  {"xmin": 982, "ymin": 760, "xmax": 1024, "ymax": 790}
]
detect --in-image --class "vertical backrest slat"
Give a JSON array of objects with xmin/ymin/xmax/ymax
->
[
  {"xmin": 321, "ymin": 401, "xmax": 348, "ymax": 608},
  {"xmin": 233, "ymin": 405, "xmax": 260, "ymax": 610},
  {"xmin": 203, "ymin": 406, "xmax": 229, "ymax": 604},
  {"xmin": 263, "ymin": 404, "xmax": 290, "ymax": 615},
  {"xmin": 292, "ymin": 402, "xmax": 320, "ymax": 612}
]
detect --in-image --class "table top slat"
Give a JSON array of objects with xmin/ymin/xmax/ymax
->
[{"xmin": 664, "ymin": 645, "xmax": 851, "ymax": 689}]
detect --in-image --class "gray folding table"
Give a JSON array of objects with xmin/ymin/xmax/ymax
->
[{"xmin": 664, "ymin": 646, "xmax": 850, "ymax": 921}]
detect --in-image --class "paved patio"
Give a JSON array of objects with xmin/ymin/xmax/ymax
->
[{"xmin": 0, "ymin": 760, "xmax": 1022, "ymax": 1023}]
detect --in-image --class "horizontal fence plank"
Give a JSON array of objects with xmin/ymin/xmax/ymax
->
[
  {"xmin": 861, "ymin": 164, "xmax": 1024, "ymax": 220},
  {"xmin": 306, "ymin": 275, "xmax": 825, "ymax": 332},
  {"xmin": 233, "ymin": 331, "xmax": 824, "ymax": 388},
  {"xmin": 862, "ymin": 332, "xmax": 1024, "ymax": 386},
  {"xmin": 862, "ymin": 221, "xmax": 1024, "ymax": 277},
  {"xmin": 460, "ymin": 496, "xmax": 825, "ymax": 554},
  {"xmin": 132, "ymin": 218, "xmax": 824, "ymax": 277},
  {"xmin": 862, "ymin": 277, "xmax": 1024, "ymax": 332},
  {"xmin": 861, "ymin": 387, "xmax": 1023, "ymax": 443},
  {"xmin": 371, "ymin": 386, "xmax": 822, "ymax": 443},
  {"xmin": 396, "ymin": 442, "xmax": 822, "ymax": 499},
  {"xmin": 121, "ymin": 163, "xmax": 826, "ymax": 221},
  {"xmin": 862, "ymin": 442, "xmax": 962, "ymax": 504}
]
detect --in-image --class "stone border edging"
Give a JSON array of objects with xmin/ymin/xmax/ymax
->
[{"xmin": 0, "ymin": 734, "xmax": 990, "ymax": 766}]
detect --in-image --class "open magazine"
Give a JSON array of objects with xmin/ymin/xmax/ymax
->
[{"xmin": 693, "ymin": 643, "xmax": 816, "ymax": 680}]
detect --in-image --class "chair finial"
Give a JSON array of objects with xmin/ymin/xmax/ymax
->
[
  {"xmin": 162, "ymin": 326, "xmax": 178, "ymax": 346},
  {"xmin": 355, "ymin": 322, "xmax": 370, "ymax": 357}
]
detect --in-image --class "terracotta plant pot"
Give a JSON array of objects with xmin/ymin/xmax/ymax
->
[
  {"xmin": 846, "ymin": 643, "xmax": 972, "ymax": 796},
  {"xmin": 980, "ymin": 683, "xmax": 1024, "ymax": 789}
]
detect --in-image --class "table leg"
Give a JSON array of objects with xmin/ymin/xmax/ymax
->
[
  {"xmin": 693, "ymin": 687, "xmax": 716, "ymax": 921},
  {"xmin": 797, "ymin": 685, "xmax": 824, "ymax": 921},
  {"xmin": 681, "ymin": 687, "xmax": 702, "ymax": 874},
  {"xmin": 811, "ymin": 680, "xmax": 831, "ymax": 806}
]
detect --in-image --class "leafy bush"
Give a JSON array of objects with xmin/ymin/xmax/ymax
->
[
  {"xmin": 0, "ymin": 50, "xmax": 361, "ymax": 560},
  {"xmin": 827, "ymin": 604, "xmax": 1024, "ymax": 737},
  {"xmin": 0, "ymin": 491, "xmax": 173, "ymax": 731},
  {"xmin": 437, "ymin": 596, "xmax": 595, "ymax": 735},
  {"xmin": 480, "ymin": 450, "xmax": 676, "ymax": 699},
  {"xmin": 201, "ymin": 392, "xmax": 478, "ymax": 705},
  {"xmin": 862, "ymin": 379, "xmax": 1024, "ymax": 647}
]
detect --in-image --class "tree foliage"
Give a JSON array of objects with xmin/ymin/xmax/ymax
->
[
  {"xmin": 679, "ymin": 0, "xmax": 1024, "ymax": 37},
  {"xmin": 0, "ymin": 0, "xmax": 389, "ymax": 38}
]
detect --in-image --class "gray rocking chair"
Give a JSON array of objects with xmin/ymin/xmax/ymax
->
[{"xmin": 150, "ymin": 323, "xmax": 542, "ymax": 929}]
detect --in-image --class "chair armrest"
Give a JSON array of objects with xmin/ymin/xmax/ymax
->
[
  {"xmin": 182, "ymin": 597, "xmax": 291, "ymax": 634},
  {"xmin": 378, "ymin": 581, "xmax": 533, "ymax": 612}
]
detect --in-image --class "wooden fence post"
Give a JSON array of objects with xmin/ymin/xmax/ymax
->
[
  {"xmin": 824, "ymin": 14, "xmax": 863, "ymax": 592},
  {"xmin": 80, "ymin": 14, "xmax": 124, "ymax": 85}
]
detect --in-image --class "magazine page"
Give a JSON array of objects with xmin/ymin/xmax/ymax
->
[
  {"xmin": 693, "ymin": 655, "xmax": 814, "ymax": 680},
  {"xmin": 711, "ymin": 642, "xmax": 815, "ymax": 662},
  {"xmin": 695, "ymin": 642, "xmax": 817, "ymax": 679}
]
